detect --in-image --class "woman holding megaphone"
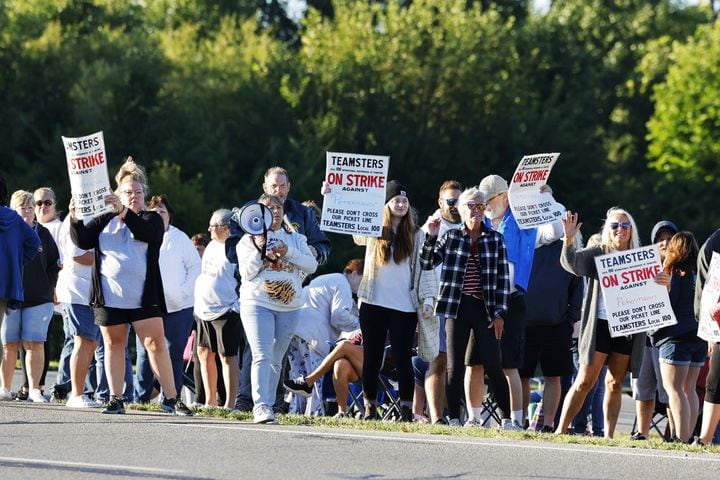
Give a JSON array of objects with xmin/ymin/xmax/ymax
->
[{"xmin": 237, "ymin": 193, "xmax": 317, "ymax": 424}]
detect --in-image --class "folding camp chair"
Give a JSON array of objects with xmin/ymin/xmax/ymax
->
[{"xmin": 631, "ymin": 391, "xmax": 670, "ymax": 440}]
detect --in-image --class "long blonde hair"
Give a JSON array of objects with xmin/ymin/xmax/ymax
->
[
  {"xmin": 374, "ymin": 203, "xmax": 417, "ymax": 266},
  {"xmin": 600, "ymin": 207, "xmax": 640, "ymax": 251}
]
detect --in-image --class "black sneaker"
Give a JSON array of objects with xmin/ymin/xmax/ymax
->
[
  {"xmin": 400, "ymin": 405, "xmax": 413, "ymax": 422},
  {"xmin": 630, "ymin": 432, "xmax": 647, "ymax": 441},
  {"xmin": 16, "ymin": 386, "xmax": 29, "ymax": 401},
  {"xmin": 161, "ymin": 396, "xmax": 193, "ymax": 416},
  {"xmin": 101, "ymin": 396, "xmax": 125, "ymax": 414},
  {"xmin": 363, "ymin": 404, "xmax": 378, "ymax": 421},
  {"xmin": 51, "ymin": 389, "xmax": 67, "ymax": 403},
  {"xmin": 283, "ymin": 376, "xmax": 313, "ymax": 398}
]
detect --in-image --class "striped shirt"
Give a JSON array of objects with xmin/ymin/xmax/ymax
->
[
  {"xmin": 461, "ymin": 241, "xmax": 484, "ymax": 300},
  {"xmin": 420, "ymin": 225, "xmax": 509, "ymax": 321}
]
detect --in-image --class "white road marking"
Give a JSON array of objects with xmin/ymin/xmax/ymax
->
[
  {"xmin": 0, "ymin": 456, "xmax": 185, "ymax": 474},
  {"xmin": 169, "ymin": 422, "xmax": 720, "ymax": 462}
]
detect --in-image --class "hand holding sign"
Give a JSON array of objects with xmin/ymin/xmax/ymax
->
[{"xmin": 653, "ymin": 271, "xmax": 671, "ymax": 289}]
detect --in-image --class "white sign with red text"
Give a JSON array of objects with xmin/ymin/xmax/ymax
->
[
  {"xmin": 62, "ymin": 131, "xmax": 113, "ymax": 223},
  {"xmin": 507, "ymin": 153, "xmax": 564, "ymax": 229},
  {"xmin": 698, "ymin": 252, "xmax": 720, "ymax": 343},
  {"xmin": 321, "ymin": 151, "xmax": 389, "ymax": 237},
  {"xmin": 595, "ymin": 245, "xmax": 677, "ymax": 337}
]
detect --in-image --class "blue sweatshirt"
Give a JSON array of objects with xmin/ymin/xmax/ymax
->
[
  {"xmin": 0, "ymin": 206, "xmax": 40, "ymax": 307},
  {"xmin": 483, "ymin": 208, "xmax": 536, "ymax": 291}
]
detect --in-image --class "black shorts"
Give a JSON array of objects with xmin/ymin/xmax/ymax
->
[
  {"xmin": 594, "ymin": 319, "xmax": 633, "ymax": 356},
  {"xmin": 93, "ymin": 305, "xmax": 164, "ymax": 327},
  {"xmin": 458, "ymin": 296, "xmax": 501, "ymax": 371},
  {"xmin": 196, "ymin": 311, "xmax": 242, "ymax": 356},
  {"xmin": 519, "ymin": 322, "xmax": 574, "ymax": 378},
  {"xmin": 500, "ymin": 292, "xmax": 527, "ymax": 369}
]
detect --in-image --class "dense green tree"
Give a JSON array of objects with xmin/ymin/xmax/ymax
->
[{"xmin": 646, "ymin": 20, "xmax": 720, "ymax": 240}]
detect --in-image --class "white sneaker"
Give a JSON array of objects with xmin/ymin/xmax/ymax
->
[
  {"xmin": 0, "ymin": 387, "xmax": 13, "ymax": 401},
  {"xmin": 28, "ymin": 389, "xmax": 49, "ymax": 403},
  {"xmin": 66, "ymin": 395, "xmax": 101, "ymax": 409},
  {"xmin": 253, "ymin": 405, "xmax": 277, "ymax": 424},
  {"xmin": 447, "ymin": 418, "xmax": 462, "ymax": 427},
  {"xmin": 500, "ymin": 418, "xmax": 524, "ymax": 431},
  {"xmin": 464, "ymin": 418, "xmax": 484, "ymax": 428}
]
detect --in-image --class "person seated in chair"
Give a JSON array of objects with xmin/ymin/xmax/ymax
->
[
  {"xmin": 284, "ymin": 330, "xmax": 363, "ymax": 418},
  {"xmin": 286, "ymin": 259, "xmax": 363, "ymax": 415}
]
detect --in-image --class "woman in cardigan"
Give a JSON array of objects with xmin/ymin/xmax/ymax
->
[
  {"xmin": 352, "ymin": 181, "xmax": 437, "ymax": 422},
  {"xmin": 70, "ymin": 158, "xmax": 191, "ymax": 416},
  {"xmin": 555, "ymin": 207, "xmax": 645, "ymax": 438}
]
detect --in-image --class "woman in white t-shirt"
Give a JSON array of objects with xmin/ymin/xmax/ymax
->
[
  {"xmin": 134, "ymin": 194, "xmax": 201, "ymax": 403},
  {"xmin": 193, "ymin": 209, "xmax": 242, "ymax": 409},
  {"xmin": 70, "ymin": 158, "xmax": 191, "ymax": 416},
  {"xmin": 237, "ymin": 194, "xmax": 317, "ymax": 424},
  {"xmin": 350, "ymin": 181, "xmax": 437, "ymax": 422}
]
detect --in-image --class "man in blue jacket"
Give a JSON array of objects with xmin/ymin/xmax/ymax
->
[
  {"xmin": 479, "ymin": 174, "xmax": 564, "ymax": 429},
  {"xmin": 0, "ymin": 175, "xmax": 40, "ymax": 322}
]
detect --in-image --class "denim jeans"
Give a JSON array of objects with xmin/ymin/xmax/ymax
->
[
  {"xmin": 240, "ymin": 305, "xmax": 299, "ymax": 410},
  {"xmin": 53, "ymin": 309, "xmax": 75, "ymax": 394},
  {"xmin": 235, "ymin": 343, "xmax": 253, "ymax": 409},
  {"xmin": 95, "ymin": 330, "xmax": 134, "ymax": 402},
  {"xmin": 134, "ymin": 307, "xmax": 194, "ymax": 402}
]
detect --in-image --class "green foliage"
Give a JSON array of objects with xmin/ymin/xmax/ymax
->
[
  {"xmin": 645, "ymin": 20, "xmax": 720, "ymax": 240},
  {"xmin": 0, "ymin": 0, "xmax": 718, "ymax": 268},
  {"xmin": 147, "ymin": 160, "xmax": 207, "ymax": 235}
]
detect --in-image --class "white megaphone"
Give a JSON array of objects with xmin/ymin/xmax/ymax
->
[{"xmin": 238, "ymin": 202, "xmax": 273, "ymax": 236}]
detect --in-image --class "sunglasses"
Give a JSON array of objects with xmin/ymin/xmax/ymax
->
[
  {"xmin": 35, "ymin": 200, "xmax": 54, "ymax": 207},
  {"xmin": 610, "ymin": 222, "xmax": 632, "ymax": 230},
  {"xmin": 443, "ymin": 198, "xmax": 458, "ymax": 207},
  {"xmin": 463, "ymin": 202, "xmax": 486, "ymax": 210}
]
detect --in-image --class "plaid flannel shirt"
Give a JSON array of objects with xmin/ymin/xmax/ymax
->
[{"xmin": 419, "ymin": 225, "xmax": 510, "ymax": 321}]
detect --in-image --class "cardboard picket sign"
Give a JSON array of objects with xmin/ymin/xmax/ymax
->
[{"xmin": 62, "ymin": 131, "xmax": 113, "ymax": 223}]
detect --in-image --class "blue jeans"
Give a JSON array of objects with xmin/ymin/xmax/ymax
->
[
  {"xmin": 134, "ymin": 307, "xmax": 194, "ymax": 402},
  {"xmin": 240, "ymin": 305, "xmax": 299, "ymax": 410},
  {"xmin": 236, "ymin": 343, "xmax": 253, "ymax": 408},
  {"xmin": 95, "ymin": 331, "xmax": 134, "ymax": 402},
  {"xmin": 53, "ymin": 308, "xmax": 75, "ymax": 394}
]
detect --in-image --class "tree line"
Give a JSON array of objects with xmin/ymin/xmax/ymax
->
[{"xmin": 1, "ymin": 0, "xmax": 719, "ymax": 272}]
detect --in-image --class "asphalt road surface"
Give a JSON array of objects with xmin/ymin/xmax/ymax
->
[{"xmin": 1, "ymin": 401, "xmax": 718, "ymax": 480}]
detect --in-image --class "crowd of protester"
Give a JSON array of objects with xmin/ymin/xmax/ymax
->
[{"xmin": 3, "ymin": 161, "xmax": 720, "ymax": 446}]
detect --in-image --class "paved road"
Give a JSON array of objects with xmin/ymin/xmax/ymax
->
[{"xmin": 0, "ymin": 400, "xmax": 715, "ymax": 480}]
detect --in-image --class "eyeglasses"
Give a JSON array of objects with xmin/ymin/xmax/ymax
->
[
  {"xmin": 610, "ymin": 222, "xmax": 632, "ymax": 230},
  {"xmin": 463, "ymin": 202, "xmax": 486, "ymax": 210},
  {"xmin": 121, "ymin": 190, "xmax": 144, "ymax": 197},
  {"xmin": 486, "ymin": 193, "xmax": 504, "ymax": 203},
  {"xmin": 443, "ymin": 198, "xmax": 458, "ymax": 207},
  {"xmin": 34, "ymin": 199, "xmax": 54, "ymax": 207},
  {"xmin": 209, "ymin": 224, "xmax": 227, "ymax": 229}
]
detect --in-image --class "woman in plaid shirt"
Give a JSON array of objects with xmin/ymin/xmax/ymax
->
[{"xmin": 420, "ymin": 186, "xmax": 510, "ymax": 426}]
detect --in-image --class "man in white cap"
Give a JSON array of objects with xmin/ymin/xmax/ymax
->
[{"xmin": 479, "ymin": 174, "xmax": 563, "ymax": 429}]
